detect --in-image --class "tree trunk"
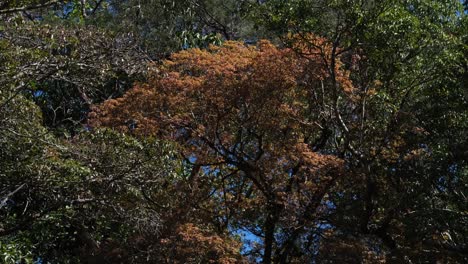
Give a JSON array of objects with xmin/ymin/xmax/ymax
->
[{"xmin": 263, "ymin": 207, "xmax": 278, "ymax": 264}]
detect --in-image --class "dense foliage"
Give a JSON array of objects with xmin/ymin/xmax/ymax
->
[{"xmin": 1, "ymin": 0, "xmax": 467, "ymax": 263}]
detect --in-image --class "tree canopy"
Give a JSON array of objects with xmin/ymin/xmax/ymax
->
[{"xmin": 1, "ymin": 0, "xmax": 467, "ymax": 263}]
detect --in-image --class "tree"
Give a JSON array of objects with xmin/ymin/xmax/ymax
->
[
  {"xmin": 90, "ymin": 38, "xmax": 354, "ymax": 263},
  {"xmin": 0, "ymin": 22, "xmax": 149, "ymax": 134},
  {"xmin": 0, "ymin": 90, "xmax": 182, "ymax": 262}
]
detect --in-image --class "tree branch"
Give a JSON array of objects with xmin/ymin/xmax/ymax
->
[
  {"xmin": 0, "ymin": 0, "xmax": 61, "ymax": 14},
  {"xmin": 0, "ymin": 184, "xmax": 26, "ymax": 209}
]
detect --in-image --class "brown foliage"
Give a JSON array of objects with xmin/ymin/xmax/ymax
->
[
  {"xmin": 90, "ymin": 38, "xmax": 353, "ymax": 262},
  {"xmin": 158, "ymin": 223, "xmax": 246, "ymax": 264}
]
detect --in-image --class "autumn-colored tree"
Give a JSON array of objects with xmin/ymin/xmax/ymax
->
[{"xmin": 90, "ymin": 38, "xmax": 354, "ymax": 263}]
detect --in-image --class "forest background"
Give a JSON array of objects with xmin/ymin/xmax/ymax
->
[{"xmin": 0, "ymin": 0, "xmax": 467, "ymax": 263}]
